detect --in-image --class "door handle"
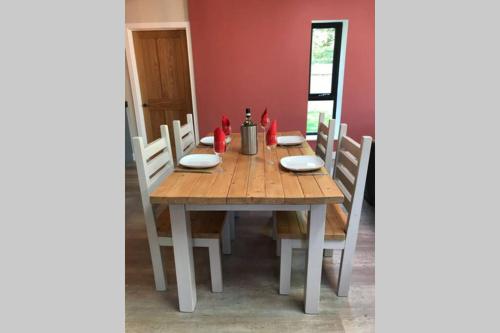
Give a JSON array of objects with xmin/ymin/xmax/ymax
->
[{"xmin": 142, "ymin": 103, "xmax": 148, "ymax": 107}]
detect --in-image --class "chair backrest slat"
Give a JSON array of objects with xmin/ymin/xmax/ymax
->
[
  {"xmin": 317, "ymin": 122, "xmax": 329, "ymax": 139},
  {"xmin": 337, "ymin": 163, "xmax": 356, "ymax": 185},
  {"xmin": 315, "ymin": 113, "xmax": 336, "ymax": 176},
  {"xmin": 317, "ymin": 131, "xmax": 329, "ymax": 153},
  {"xmin": 181, "ymin": 132, "xmax": 195, "ymax": 151},
  {"xmin": 173, "ymin": 114, "xmax": 198, "ymax": 164},
  {"xmin": 341, "ymin": 135, "xmax": 361, "ymax": 159},
  {"xmin": 316, "ymin": 140, "xmax": 327, "ymax": 160},
  {"xmin": 144, "ymin": 137, "xmax": 167, "ymax": 161},
  {"xmin": 148, "ymin": 168, "xmax": 169, "ymax": 192},
  {"xmin": 336, "ymin": 165, "xmax": 356, "ymax": 196},
  {"xmin": 335, "ymin": 178, "xmax": 352, "ymax": 208},
  {"xmin": 146, "ymin": 150, "xmax": 171, "ymax": 178},
  {"xmin": 180, "ymin": 122, "xmax": 192, "ymax": 137},
  {"xmin": 337, "ymin": 150, "xmax": 358, "ymax": 177}
]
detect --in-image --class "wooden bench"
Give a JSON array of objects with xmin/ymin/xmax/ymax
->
[
  {"xmin": 276, "ymin": 203, "xmax": 348, "ymax": 241},
  {"xmin": 156, "ymin": 209, "xmax": 227, "ymax": 239}
]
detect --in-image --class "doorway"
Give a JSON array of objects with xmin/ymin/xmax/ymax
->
[{"xmin": 126, "ymin": 22, "xmax": 199, "ymax": 162}]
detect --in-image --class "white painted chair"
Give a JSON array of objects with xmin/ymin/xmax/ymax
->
[
  {"xmin": 276, "ymin": 128, "xmax": 372, "ymax": 297},
  {"xmin": 132, "ymin": 124, "xmax": 231, "ymax": 293},
  {"xmin": 173, "ymin": 114, "xmax": 198, "ymax": 165},
  {"xmin": 173, "ymin": 113, "xmax": 237, "ymax": 240},
  {"xmin": 271, "ymin": 115, "xmax": 345, "ymax": 244}
]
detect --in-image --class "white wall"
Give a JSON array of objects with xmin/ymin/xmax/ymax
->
[{"xmin": 125, "ymin": 0, "xmax": 189, "ymax": 137}]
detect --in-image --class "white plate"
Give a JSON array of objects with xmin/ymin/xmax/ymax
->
[
  {"xmin": 277, "ymin": 135, "xmax": 305, "ymax": 146},
  {"xmin": 280, "ymin": 155, "xmax": 325, "ymax": 172},
  {"xmin": 200, "ymin": 136, "xmax": 232, "ymax": 146},
  {"xmin": 179, "ymin": 154, "xmax": 220, "ymax": 169}
]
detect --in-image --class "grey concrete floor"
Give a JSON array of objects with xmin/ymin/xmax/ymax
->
[{"xmin": 126, "ymin": 167, "xmax": 375, "ymax": 332}]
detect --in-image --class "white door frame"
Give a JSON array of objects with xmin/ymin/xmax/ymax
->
[{"xmin": 125, "ymin": 21, "xmax": 200, "ymax": 144}]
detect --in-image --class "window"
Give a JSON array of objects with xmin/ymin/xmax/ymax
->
[{"xmin": 306, "ymin": 22, "xmax": 344, "ymax": 135}]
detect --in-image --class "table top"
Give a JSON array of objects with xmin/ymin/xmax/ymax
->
[{"xmin": 150, "ymin": 131, "xmax": 344, "ymax": 205}]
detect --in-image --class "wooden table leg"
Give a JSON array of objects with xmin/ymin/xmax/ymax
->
[
  {"xmin": 304, "ymin": 204, "xmax": 327, "ymax": 314},
  {"xmin": 169, "ymin": 204, "xmax": 197, "ymax": 312}
]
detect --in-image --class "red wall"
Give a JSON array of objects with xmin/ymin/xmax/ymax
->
[{"xmin": 188, "ymin": 0, "xmax": 374, "ymax": 142}]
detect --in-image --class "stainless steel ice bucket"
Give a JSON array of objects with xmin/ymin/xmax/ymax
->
[{"xmin": 240, "ymin": 124, "xmax": 258, "ymax": 155}]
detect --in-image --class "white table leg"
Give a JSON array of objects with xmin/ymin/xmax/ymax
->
[
  {"xmin": 304, "ymin": 204, "xmax": 326, "ymax": 314},
  {"xmin": 279, "ymin": 239, "xmax": 293, "ymax": 295},
  {"xmin": 169, "ymin": 204, "xmax": 197, "ymax": 312}
]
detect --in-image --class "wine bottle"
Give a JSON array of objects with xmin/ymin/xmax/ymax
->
[{"xmin": 243, "ymin": 107, "xmax": 254, "ymax": 126}]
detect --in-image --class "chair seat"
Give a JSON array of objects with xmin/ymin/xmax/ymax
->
[
  {"xmin": 156, "ymin": 207, "xmax": 226, "ymax": 239},
  {"xmin": 277, "ymin": 203, "xmax": 347, "ymax": 241}
]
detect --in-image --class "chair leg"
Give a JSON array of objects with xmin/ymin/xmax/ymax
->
[
  {"xmin": 222, "ymin": 218, "xmax": 232, "ymax": 255},
  {"xmin": 144, "ymin": 207, "xmax": 167, "ymax": 291},
  {"xmin": 323, "ymin": 249, "xmax": 333, "ymax": 257},
  {"xmin": 272, "ymin": 211, "xmax": 277, "ymax": 241},
  {"xmin": 230, "ymin": 212, "xmax": 236, "ymax": 240},
  {"xmin": 276, "ymin": 239, "xmax": 281, "ymax": 257},
  {"xmin": 148, "ymin": 242, "xmax": 167, "ymax": 291},
  {"xmin": 208, "ymin": 240, "xmax": 223, "ymax": 293},
  {"xmin": 337, "ymin": 248, "xmax": 355, "ymax": 297},
  {"xmin": 279, "ymin": 239, "xmax": 293, "ymax": 295}
]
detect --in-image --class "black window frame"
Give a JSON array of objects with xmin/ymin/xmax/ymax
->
[{"xmin": 307, "ymin": 22, "xmax": 343, "ymax": 135}]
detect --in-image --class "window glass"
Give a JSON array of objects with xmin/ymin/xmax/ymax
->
[
  {"xmin": 306, "ymin": 100, "xmax": 334, "ymax": 133},
  {"xmin": 309, "ymin": 28, "xmax": 335, "ymax": 94}
]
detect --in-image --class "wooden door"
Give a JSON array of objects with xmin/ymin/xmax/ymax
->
[{"xmin": 133, "ymin": 29, "xmax": 193, "ymax": 159}]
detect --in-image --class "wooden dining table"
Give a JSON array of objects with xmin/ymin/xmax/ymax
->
[{"xmin": 150, "ymin": 131, "xmax": 344, "ymax": 314}]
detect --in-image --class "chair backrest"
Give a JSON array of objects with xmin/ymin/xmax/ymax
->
[
  {"xmin": 333, "ymin": 131, "xmax": 372, "ymax": 239},
  {"xmin": 131, "ymin": 125, "xmax": 175, "ymax": 207},
  {"xmin": 173, "ymin": 114, "xmax": 197, "ymax": 164},
  {"xmin": 315, "ymin": 113, "xmax": 343, "ymax": 176}
]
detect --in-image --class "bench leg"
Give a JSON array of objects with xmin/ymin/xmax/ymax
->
[
  {"xmin": 208, "ymin": 240, "xmax": 223, "ymax": 293},
  {"xmin": 279, "ymin": 239, "xmax": 293, "ymax": 295}
]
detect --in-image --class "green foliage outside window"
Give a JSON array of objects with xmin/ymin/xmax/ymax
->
[{"xmin": 311, "ymin": 28, "xmax": 335, "ymax": 64}]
